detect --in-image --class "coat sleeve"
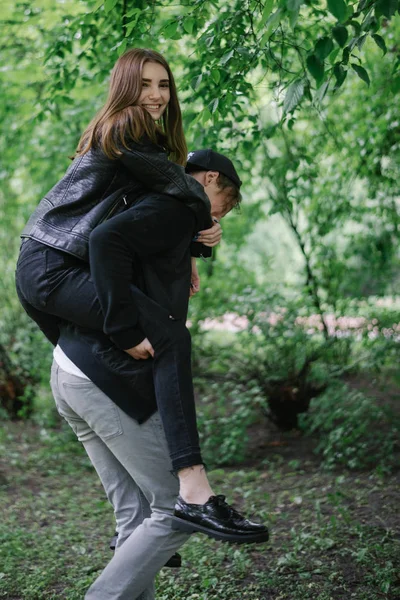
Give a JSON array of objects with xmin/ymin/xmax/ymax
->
[
  {"xmin": 190, "ymin": 241, "xmax": 212, "ymax": 259},
  {"xmin": 119, "ymin": 138, "xmax": 213, "ymax": 230},
  {"xmin": 89, "ymin": 197, "xmax": 196, "ymax": 350}
]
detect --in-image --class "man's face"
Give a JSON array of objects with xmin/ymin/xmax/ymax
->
[
  {"xmin": 206, "ymin": 186, "xmax": 232, "ymax": 220},
  {"xmin": 191, "ymin": 171, "xmax": 232, "ymax": 220}
]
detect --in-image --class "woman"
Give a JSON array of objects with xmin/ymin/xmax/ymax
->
[{"xmin": 16, "ymin": 48, "xmax": 268, "ymax": 542}]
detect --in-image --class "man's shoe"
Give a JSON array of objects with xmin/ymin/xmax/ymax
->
[
  {"xmin": 109, "ymin": 532, "xmax": 182, "ymax": 567},
  {"xmin": 164, "ymin": 552, "xmax": 182, "ymax": 568},
  {"xmin": 109, "ymin": 532, "xmax": 118, "ymax": 551},
  {"xmin": 171, "ymin": 494, "xmax": 269, "ymax": 544}
]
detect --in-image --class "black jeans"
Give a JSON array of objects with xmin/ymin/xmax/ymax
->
[{"xmin": 15, "ymin": 238, "xmax": 202, "ymax": 472}]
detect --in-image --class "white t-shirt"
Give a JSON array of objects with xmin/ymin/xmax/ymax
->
[{"xmin": 53, "ymin": 345, "xmax": 89, "ymax": 380}]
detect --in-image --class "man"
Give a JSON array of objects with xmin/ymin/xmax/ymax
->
[{"xmin": 50, "ymin": 150, "xmax": 268, "ymax": 600}]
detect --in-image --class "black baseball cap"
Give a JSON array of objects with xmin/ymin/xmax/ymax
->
[{"xmin": 186, "ymin": 149, "xmax": 242, "ymax": 188}]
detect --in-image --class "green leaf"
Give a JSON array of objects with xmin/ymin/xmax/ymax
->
[
  {"xmin": 304, "ymin": 83, "xmax": 312, "ymax": 101},
  {"xmin": 357, "ymin": 34, "xmax": 367, "ymax": 50},
  {"xmin": 220, "ymin": 50, "xmax": 234, "ymax": 65},
  {"xmin": 201, "ymin": 107, "xmax": 212, "ymax": 124},
  {"xmin": 375, "ymin": 0, "xmax": 397, "ymax": 18},
  {"xmin": 191, "ymin": 73, "xmax": 203, "ymax": 90},
  {"xmin": 212, "ymin": 109, "xmax": 220, "ymax": 123},
  {"xmin": 283, "ymin": 78, "xmax": 304, "ymax": 114},
  {"xmin": 259, "ymin": 0, "xmax": 275, "ymax": 29},
  {"xmin": 287, "ymin": 0, "xmax": 303, "ymax": 10},
  {"xmin": 288, "ymin": 6, "xmax": 300, "ymax": 28},
  {"xmin": 315, "ymin": 37, "xmax": 334, "ymax": 60},
  {"xmin": 104, "ymin": 0, "xmax": 118, "ymax": 14},
  {"xmin": 225, "ymin": 91, "xmax": 234, "ymax": 107},
  {"xmin": 391, "ymin": 74, "xmax": 400, "ymax": 94},
  {"xmin": 329, "ymin": 47, "xmax": 341, "ymax": 65},
  {"xmin": 260, "ymin": 8, "xmax": 283, "ymax": 43},
  {"xmin": 348, "ymin": 19, "xmax": 361, "ymax": 35},
  {"xmin": 357, "ymin": 0, "xmax": 369, "ymax": 10},
  {"xmin": 333, "ymin": 63, "xmax": 347, "ymax": 88},
  {"xmin": 189, "ymin": 110, "xmax": 203, "ymax": 127},
  {"xmin": 351, "ymin": 63, "xmax": 370, "ymax": 86},
  {"xmin": 208, "ymin": 98, "xmax": 219, "ymax": 113},
  {"xmin": 260, "ymin": 30, "xmax": 270, "ymax": 47},
  {"xmin": 61, "ymin": 95, "xmax": 74, "ymax": 105},
  {"xmin": 306, "ymin": 54, "xmax": 324, "ymax": 82},
  {"xmin": 327, "ymin": 0, "xmax": 348, "ymax": 23},
  {"xmin": 372, "ymin": 34, "xmax": 387, "ymax": 55},
  {"xmin": 211, "ymin": 69, "xmax": 221, "ymax": 84},
  {"xmin": 91, "ymin": 0, "xmax": 104, "ymax": 12},
  {"xmin": 126, "ymin": 7, "xmax": 141, "ymax": 17},
  {"xmin": 183, "ymin": 17, "xmax": 195, "ymax": 34},
  {"xmin": 316, "ymin": 79, "xmax": 330, "ymax": 101},
  {"xmin": 164, "ymin": 21, "xmax": 179, "ymax": 38},
  {"xmin": 342, "ymin": 46, "xmax": 350, "ymax": 64},
  {"xmin": 332, "ymin": 25, "xmax": 348, "ymax": 47},
  {"xmin": 205, "ymin": 35, "xmax": 215, "ymax": 48},
  {"xmin": 125, "ymin": 15, "xmax": 141, "ymax": 37},
  {"xmin": 237, "ymin": 47, "xmax": 251, "ymax": 57},
  {"xmin": 117, "ymin": 39, "xmax": 128, "ymax": 56}
]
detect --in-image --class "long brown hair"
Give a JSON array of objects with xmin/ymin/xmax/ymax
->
[{"xmin": 76, "ymin": 48, "xmax": 187, "ymax": 165}]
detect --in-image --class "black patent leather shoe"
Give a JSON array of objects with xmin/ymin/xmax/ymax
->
[
  {"xmin": 109, "ymin": 532, "xmax": 119, "ymax": 551},
  {"xmin": 164, "ymin": 552, "xmax": 182, "ymax": 568},
  {"xmin": 109, "ymin": 532, "xmax": 182, "ymax": 567},
  {"xmin": 171, "ymin": 495, "xmax": 269, "ymax": 544}
]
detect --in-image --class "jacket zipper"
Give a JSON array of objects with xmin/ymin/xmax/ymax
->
[{"xmin": 100, "ymin": 194, "xmax": 127, "ymax": 224}]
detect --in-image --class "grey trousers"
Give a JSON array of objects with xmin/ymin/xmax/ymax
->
[{"xmin": 50, "ymin": 360, "xmax": 190, "ymax": 600}]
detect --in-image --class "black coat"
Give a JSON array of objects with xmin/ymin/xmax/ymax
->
[
  {"xmin": 89, "ymin": 193, "xmax": 196, "ymax": 348},
  {"xmin": 21, "ymin": 139, "xmax": 212, "ymax": 261},
  {"xmin": 58, "ymin": 193, "xmax": 198, "ymax": 422}
]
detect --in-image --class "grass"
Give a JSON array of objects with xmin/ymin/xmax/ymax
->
[{"xmin": 0, "ymin": 417, "xmax": 399, "ymax": 600}]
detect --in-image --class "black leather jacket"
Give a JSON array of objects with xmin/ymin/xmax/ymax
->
[{"xmin": 21, "ymin": 139, "xmax": 213, "ymax": 261}]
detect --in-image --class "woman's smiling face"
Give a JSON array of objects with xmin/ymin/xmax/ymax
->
[{"xmin": 138, "ymin": 61, "xmax": 171, "ymax": 121}]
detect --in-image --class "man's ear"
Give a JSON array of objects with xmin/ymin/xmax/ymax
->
[
  {"xmin": 204, "ymin": 171, "xmax": 219, "ymax": 186},
  {"xmin": 189, "ymin": 171, "xmax": 207, "ymax": 186}
]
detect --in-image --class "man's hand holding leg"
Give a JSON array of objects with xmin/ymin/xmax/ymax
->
[{"xmin": 125, "ymin": 338, "xmax": 155, "ymax": 360}]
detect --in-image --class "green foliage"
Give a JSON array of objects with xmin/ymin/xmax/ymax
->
[
  {"xmin": 2, "ymin": 422, "xmax": 400, "ymax": 599},
  {"xmin": 0, "ymin": 305, "xmax": 53, "ymax": 418},
  {"xmin": 300, "ymin": 382, "xmax": 400, "ymax": 470},
  {"xmin": 195, "ymin": 378, "xmax": 266, "ymax": 468},
  {"xmin": 1, "ymin": 1, "xmax": 400, "ymax": 441},
  {"xmin": 227, "ymin": 290, "xmax": 353, "ymax": 413}
]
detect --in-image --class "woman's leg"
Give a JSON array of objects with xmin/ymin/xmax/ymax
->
[
  {"xmin": 17, "ymin": 242, "xmax": 269, "ymax": 536},
  {"xmin": 16, "ymin": 241, "xmax": 213, "ymax": 500},
  {"xmin": 16, "ymin": 239, "xmax": 105, "ymax": 330},
  {"xmin": 15, "ymin": 279, "xmax": 61, "ymax": 346}
]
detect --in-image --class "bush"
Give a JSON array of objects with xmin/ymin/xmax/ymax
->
[
  {"xmin": 195, "ymin": 377, "xmax": 267, "ymax": 468},
  {"xmin": 299, "ymin": 382, "xmax": 400, "ymax": 471},
  {"xmin": 0, "ymin": 308, "xmax": 53, "ymax": 419},
  {"xmin": 192, "ymin": 288, "xmax": 355, "ymax": 430}
]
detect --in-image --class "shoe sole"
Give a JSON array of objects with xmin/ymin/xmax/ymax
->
[
  {"xmin": 170, "ymin": 516, "xmax": 269, "ymax": 544},
  {"xmin": 164, "ymin": 558, "xmax": 182, "ymax": 568}
]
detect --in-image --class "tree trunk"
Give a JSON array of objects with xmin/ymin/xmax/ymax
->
[{"xmin": 0, "ymin": 343, "xmax": 33, "ymax": 419}]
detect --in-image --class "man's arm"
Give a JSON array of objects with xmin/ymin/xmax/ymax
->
[{"xmin": 89, "ymin": 196, "xmax": 196, "ymax": 351}]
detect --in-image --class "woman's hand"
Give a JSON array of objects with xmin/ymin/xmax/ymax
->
[
  {"xmin": 195, "ymin": 219, "xmax": 222, "ymax": 247},
  {"xmin": 190, "ymin": 257, "xmax": 200, "ymax": 298},
  {"xmin": 125, "ymin": 338, "xmax": 154, "ymax": 360}
]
